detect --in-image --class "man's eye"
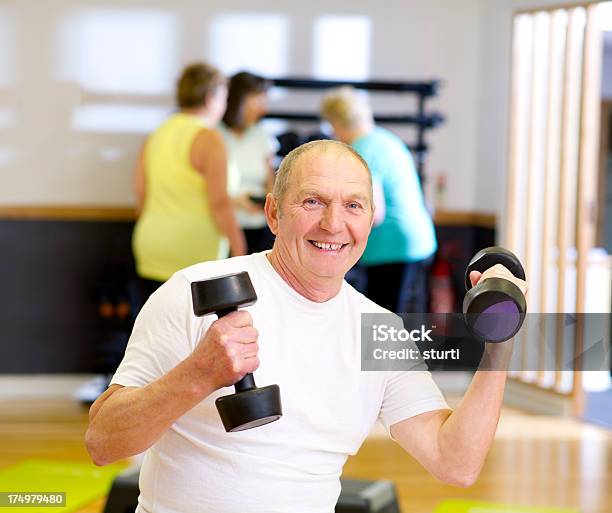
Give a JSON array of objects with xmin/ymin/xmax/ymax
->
[
  {"xmin": 304, "ymin": 198, "xmax": 321, "ymax": 206},
  {"xmin": 347, "ymin": 202, "xmax": 362, "ymax": 209}
]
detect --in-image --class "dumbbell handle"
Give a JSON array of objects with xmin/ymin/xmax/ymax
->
[{"xmin": 216, "ymin": 306, "xmax": 256, "ymax": 393}]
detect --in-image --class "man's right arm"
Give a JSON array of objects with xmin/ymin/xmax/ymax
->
[
  {"xmin": 85, "ymin": 310, "xmax": 260, "ymax": 466},
  {"xmin": 85, "ymin": 357, "xmax": 214, "ymax": 466}
]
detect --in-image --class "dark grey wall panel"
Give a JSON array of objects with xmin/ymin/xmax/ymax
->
[
  {"xmin": 0, "ymin": 218, "xmax": 494, "ymax": 374},
  {"xmin": 0, "ymin": 220, "xmax": 135, "ymax": 373}
]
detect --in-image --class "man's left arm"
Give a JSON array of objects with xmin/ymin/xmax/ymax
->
[
  {"xmin": 390, "ymin": 265, "xmax": 526, "ymax": 487},
  {"xmin": 390, "ymin": 342, "xmax": 512, "ymax": 487}
]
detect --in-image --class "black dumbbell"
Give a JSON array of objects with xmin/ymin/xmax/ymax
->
[
  {"xmin": 191, "ymin": 272, "xmax": 282, "ymax": 432},
  {"xmin": 463, "ymin": 247, "xmax": 527, "ymax": 343}
]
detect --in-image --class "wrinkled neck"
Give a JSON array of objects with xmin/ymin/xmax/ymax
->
[{"xmin": 266, "ymin": 249, "xmax": 342, "ymax": 303}]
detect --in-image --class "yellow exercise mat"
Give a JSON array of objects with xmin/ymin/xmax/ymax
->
[
  {"xmin": 0, "ymin": 459, "xmax": 127, "ymax": 512},
  {"xmin": 433, "ymin": 499, "xmax": 580, "ymax": 513}
]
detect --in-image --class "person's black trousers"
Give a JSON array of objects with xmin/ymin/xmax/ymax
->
[
  {"xmin": 362, "ymin": 256, "xmax": 434, "ymax": 313},
  {"xmin": 244, "ymin": 226, "xmax": 275, "ymax": 254}
]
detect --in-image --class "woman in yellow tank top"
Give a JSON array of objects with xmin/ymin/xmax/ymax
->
[{"xmin": 132, "ymin": 63, "xmax": 246, "ymax": 296}]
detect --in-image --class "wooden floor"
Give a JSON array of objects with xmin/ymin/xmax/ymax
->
[{"xmin": 0, "ymin": 398, "xmax": 610, "ymax": 513}]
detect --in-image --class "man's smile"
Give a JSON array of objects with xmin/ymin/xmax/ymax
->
[{"xmin": 308, "ymin": 240, "xmax": 349, "ymax": 252}]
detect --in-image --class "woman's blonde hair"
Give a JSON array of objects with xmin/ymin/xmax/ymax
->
[{"xmin": 320, "ymin": 87, "xmax": 373, "ymax": 130}]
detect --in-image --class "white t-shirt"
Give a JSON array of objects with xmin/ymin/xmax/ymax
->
[
  {"xmin": 111, "ymin": 252, "xmax": 449, "ymax": 513},
  {"xmin": 219, "ymin": 123, "xmax": 280, "ymax": 229}
]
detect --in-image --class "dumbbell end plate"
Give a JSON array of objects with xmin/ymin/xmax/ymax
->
[
  {"xmin": 463, "ymin": 278, "xmax": 526, "ymax": 343},
  {"xmin": 191, "ymin": 272, "xmax": 257, "ymax": 316},
  {"xmin": 215, "ymin": 384, "xmax": 282, "ymax": 432}
]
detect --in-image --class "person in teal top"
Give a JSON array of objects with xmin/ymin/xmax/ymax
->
[{"xmin": 321, "ymin": 87, "xmax": 437, "ymax": 312}]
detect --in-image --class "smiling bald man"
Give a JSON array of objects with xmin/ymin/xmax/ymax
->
[{"xmin": 86, "ymin": 140, "xmax": 520, "ymax": 513}]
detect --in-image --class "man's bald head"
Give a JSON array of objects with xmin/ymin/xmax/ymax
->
[{"xmin": 271, "ymin": 140, "xmax": 372, "ymax": 210}]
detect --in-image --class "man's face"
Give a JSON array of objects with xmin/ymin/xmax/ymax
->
[{"xmin": 266, "ymin": 148, "xmax": 374, "ymax": 282}]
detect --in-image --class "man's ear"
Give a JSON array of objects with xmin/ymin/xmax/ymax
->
[{"xmin": 264, "ymin": 193, "xmax": 279, "ymax": 235}]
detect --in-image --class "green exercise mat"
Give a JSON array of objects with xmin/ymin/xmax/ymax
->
[
  {"xmin": 0, "ymin": 459, "xmax": 127, "ymax": 512},
  {"xmin": 433, "ymin": 499, "xmax": 580, "ymax": 513}
]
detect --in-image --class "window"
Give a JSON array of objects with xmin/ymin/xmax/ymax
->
[
  {"xmin": 71, "ymin": 104, "xmax": 170, "ymax": 134},
  {"xmin": 56, "ymin": 8, "xmax": 178, "ymax": 94},
  {"xmin": 313, "ymin": 16, "xmax": 371, "ymax": 80},
  {"xmin": 208, "ymin": 14, "xmax": 289, "ymax": 77},
  {"xmin": 506, "ymin": 4, "xmax": 607, "ymax": 401}
]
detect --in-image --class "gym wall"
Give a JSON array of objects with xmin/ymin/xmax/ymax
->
[
  {"xmin": 2, "ymin": 0, "xmax": 482, "ymax": 212},
  {"xmin": 0, "ymin": 219, "xmax": 135, "ymax": 373},
  {"xmin": 1, "ymin": 0, "xmax": 596, "ymax": 214},
  {"xmin": 0, "ymin": 0, "xmax": 596, "ymax": 374}
]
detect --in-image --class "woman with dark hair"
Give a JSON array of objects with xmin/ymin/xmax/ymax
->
[
  {"xmin": 219, "ymin": 71, "xmax": 279, "ymax": 254},
  {"xmin": 132, "ymin": 62, "xmax": 246, "ymax": 298}
]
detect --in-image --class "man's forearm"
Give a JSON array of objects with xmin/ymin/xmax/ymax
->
[
  {"xmin": 86, "ymin": 357, "xmax": 215, "ymax": 465},
  {"xmin": 437, "ymin": 342, "xmax": 513, "ymax": 483}
]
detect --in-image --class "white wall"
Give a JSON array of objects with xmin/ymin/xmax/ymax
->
[
  {"xmin": 475, "ymin": 0, "xmax": 514, "ymax": 222},
  {"xmin": 0, "ymin": 0, "xmax": 600, "ymax": 213},
  {"xmin": 0, "ymin": 0, "xmax": 484, "ymax": 210}
]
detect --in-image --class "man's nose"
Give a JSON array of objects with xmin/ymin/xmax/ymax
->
[{"xmin": 319, "ymin": 203, "xmax": 344, "ymax": 233}]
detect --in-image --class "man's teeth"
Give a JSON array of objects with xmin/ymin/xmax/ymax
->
[{"xmin": 312, "ymin": 241, "xmax": 343, "ymax": 250}]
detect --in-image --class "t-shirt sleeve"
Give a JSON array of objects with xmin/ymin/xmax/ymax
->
[
  {"xmin": 110, "ymin": 273, "xmax": 197, "ymax": 388},
  {"xmin": 379, "ymin": 370, "xmax": 451, "ymax": 431}
]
